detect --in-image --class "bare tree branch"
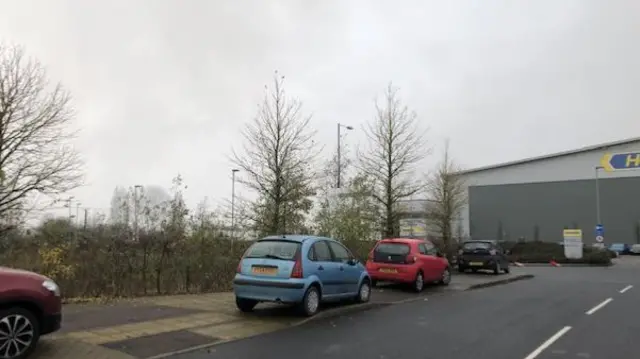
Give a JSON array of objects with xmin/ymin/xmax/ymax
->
[
  {"xmin": 358, "ymin": 83, "xmax": 429, "ymax": 237},
  {"xmin": 425, "ymin": 139, "xmax": 468, "ymax": 256},
  {"xmin": 230, "ymin": 72, "xmax": 319, "ymax": 235},
  {"xmin": 0, "ymin": 44, "xmax": 82, "ymax": 229}
]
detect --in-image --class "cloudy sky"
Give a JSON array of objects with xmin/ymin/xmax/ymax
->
[{"xmin": 1, "ymin": 0, "xmax": 639, "ymax": 220}]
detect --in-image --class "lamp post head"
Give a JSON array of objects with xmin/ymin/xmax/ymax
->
[{"xmin": 232, "ymin": 169, "xmax": 239, "ymax": 173}]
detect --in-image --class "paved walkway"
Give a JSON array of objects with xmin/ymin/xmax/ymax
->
[{"xmin": 32, "ymin": 269, "xmax": 532, "ymax": 359}]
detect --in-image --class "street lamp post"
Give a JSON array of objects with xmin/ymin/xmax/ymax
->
[
  {"xmin": 66, "ymin": 196, "xmax": 74, "ymax": 220},
  {"xmin": 133, "ymin": 185, "xmax": 143, "ymax": 241},
  {"xmin": 337, "ymin": 123, "xmax": 354, "ymax": 188},
  {"xmin": 595, "ymin": 166, "xmax": 603, "ymax": 226},
  {"xmin": 231, "ymin": 169, "xmax": 240, "ymax": 250}
]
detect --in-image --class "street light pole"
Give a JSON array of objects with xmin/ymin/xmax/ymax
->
[
  {"xmin": 336, "ymin": 123, "xmax": 354, "ymax": 188},
  {"xmin": 65, "ymin": 196, "xmax": 74, "ymax": 221},
  {"xmin": 133, "ymin": 185, "xmax": 143, "ymax": 241},
  {"xmin": 595, "ymin": 166, "xmax": 603, "ymax": 225},
  {"xmin": 231, "ymin": 169, "xmax": 239, "ymax": 248}
]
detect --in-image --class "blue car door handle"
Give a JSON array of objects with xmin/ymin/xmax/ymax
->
[{"xmin": 318, "ymin": 265, "xmax": 324, "ymax": 270}]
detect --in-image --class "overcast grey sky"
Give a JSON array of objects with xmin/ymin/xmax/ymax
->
[{"xmin": 1, "ymin": 0, "xmax": 639, "ymax": 219}]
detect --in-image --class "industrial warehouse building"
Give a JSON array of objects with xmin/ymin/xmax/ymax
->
[{"xmin": 456, "ymin": 137, "xmax": 640, "ymax": 245}]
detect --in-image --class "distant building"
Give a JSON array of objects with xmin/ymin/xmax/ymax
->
[{"xmin": 456, "ymin": 137, "xmax": 640, "ymax": 245}]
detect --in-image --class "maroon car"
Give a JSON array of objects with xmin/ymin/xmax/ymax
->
[{"xmin": 0, "ymin": 267, "xmax": 62, "ymax": 359}]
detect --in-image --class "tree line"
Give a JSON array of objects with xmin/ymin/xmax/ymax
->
[{"xmin": 0, "ymin": 45, "xmax": 468, "ymax": 299}]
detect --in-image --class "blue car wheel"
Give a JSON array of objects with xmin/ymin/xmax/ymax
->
[
  {"xmin": 300, "ymin": 285, "xmax": 320, "ymax": 317},
  {"xmin": 356, "ymin": 279, "xmax": 371, "ymax": 303},
  {"xmin": 236, "ymin": 297, "xmax": 258, "ymax": 313}
]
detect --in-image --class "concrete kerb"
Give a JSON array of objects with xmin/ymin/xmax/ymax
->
[
  {"xmin": 465, "ymin": 274, "xmax": 535, "ymax": 291},
  {"xmin": 516, "ymin": 263, "xmax": 613, "ymax": 267}
]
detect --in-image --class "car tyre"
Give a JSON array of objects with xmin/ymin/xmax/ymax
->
[
  {"xmin": 493, "ymin": 262, "xmax": 501, "ymax": 275},
  {"xmin": 0, "ymin": 306, "xmax": 41, "ymax": 359},
  {"xmin": 300, "ymin": 285, "xmax": 321, "ymax": 317},
  {"xmin": 503, "ymin": 264, "xmax": 510, "ymax": 274},
  {"xmin": 356, "ymin": 279, "xmax": 372, "ymax": 303},
  {"xmin": 235, "ymin": 297, "xmax": 258, "ymax": 313},
  {"xmin": 371, "ymin": 279, "xmax": 378, "ymax": 288},
  {"xmin": 413, "ymin": 271, "xmax": 425, "ymax": 293},
  {"xmin": 457, "ymin": 265, "xmax": 465, "ymax": 273},
  {"xmin": 439, "ymin": 267, "xmax": 451, "ymax": 286}
]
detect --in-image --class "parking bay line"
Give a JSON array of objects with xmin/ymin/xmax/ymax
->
[
  {"xmin": 585, "ymin": 298, "xmax": 612, "ymax": 315},
  {"xmin": 523, "ymin": 326, "xmax": 572, "ymax": 359},
  {"xmin": 619, "ymin": 285, "xmax": 633, "ymax": 294}
]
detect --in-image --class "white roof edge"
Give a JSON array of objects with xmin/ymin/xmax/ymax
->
[{"xmin": 455, "ymin": 136, "xmax": 640, "ymax": 176}]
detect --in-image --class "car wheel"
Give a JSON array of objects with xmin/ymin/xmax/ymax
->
[
  {"xmin": 235, "ymin": 297, "xmax": 258, "ymax": 313},
  {"xmin": 413, "ymin": 271, "xmax": 425, "ymax": 293},
  {"xmin": 503, "ymin": 264, "xmax": 510, "ymax": 274},
  {"xmin": 493, "ymin": 262, "xmax": 501, "ymax": 275},
  {"xmin": 457, "ymin": 265, "xmax": 465, "ymax": 273},
  {"xmin": 356, "ymin": 279, "xmax": 371, "ymax": 303},
  {"xmin": 300, "ymin": 285, "xmax": 321, "ymax": 317},
  {"xmin": 439, "ymin": 267, "xmax": 451, "ymax": 286},
  {"xmin": 371, "ymin": 279, "xmax": 378, "ymax": 288},
  {"xmin": 0, "ymin": 307, "xmax": 40, "ymax": 359}
]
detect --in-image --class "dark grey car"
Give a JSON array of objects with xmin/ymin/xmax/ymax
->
[{"xmin": 457, "ymin": 240, "xmax": 510, "ymax": 275}]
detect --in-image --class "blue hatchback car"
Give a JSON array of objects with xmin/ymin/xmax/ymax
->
[{"xmin": 233, "ymin": 235, "xmax": 372, "ymax": 316}]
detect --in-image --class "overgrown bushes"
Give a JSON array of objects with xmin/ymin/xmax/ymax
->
[{"xmin": 0, "ymin": 220, "xmax": 379, "ymax": 301}]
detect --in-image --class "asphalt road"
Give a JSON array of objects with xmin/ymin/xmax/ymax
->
[{"xmin": 171, "ymin": 259, "xmax": 640, "ymax": 359}]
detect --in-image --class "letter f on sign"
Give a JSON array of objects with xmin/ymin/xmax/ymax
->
[{"xmin": 625, "ymin": 154, "xmax": 640, "ymax": 168}]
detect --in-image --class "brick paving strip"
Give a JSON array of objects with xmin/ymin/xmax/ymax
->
[{"xmin": 32, "ymin": 270, "xmax": 533, "ymax": 359}]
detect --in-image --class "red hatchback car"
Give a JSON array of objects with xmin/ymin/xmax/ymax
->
[
  {"xmin": 0, "ymin": 266, "xmax": 62, "ymax": 359},
  {"xmin": 365, "ymin": 238, "xmax": 451, "ymax": 292}
]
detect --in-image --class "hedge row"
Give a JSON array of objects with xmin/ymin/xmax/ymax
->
[{"xmin": 0, "ymin": 235, "xmax": 611, "ymax": 301}]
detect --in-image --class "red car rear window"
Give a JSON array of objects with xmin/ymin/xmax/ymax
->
[{"xmin": 375, "ymin": 242, "xmax": 411, "ymax": 255}]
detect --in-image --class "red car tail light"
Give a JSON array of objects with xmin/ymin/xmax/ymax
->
[
  {"xmin": 405, "ymin": 255, "xmax": 417, "ymax": 264},
  {"xmin": 290, "ymin": 251, "xmax": 303, "ymax": 278}
]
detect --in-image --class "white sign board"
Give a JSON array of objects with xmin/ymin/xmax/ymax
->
[
  {"xmin": 563, "ymin": 229, "xmax": 583, "ymax": 259},
  {"xmin": 399, "ymin": 218, "xmax": 427, "ymax": 238}
]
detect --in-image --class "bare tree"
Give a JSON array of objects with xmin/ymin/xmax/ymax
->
[
  {"xmin": 231, "ymin": 72, "xmax": 318, "ymax": 236},
  {"xmin": 425, "ymin": 140, "xmax": 467, "ymax": 257},
  {"xmin": 358, "ymin": 83, "xmax": 428, "ymax": 238},
  {"xmin": 0, "ymin": 44, "xmax": 82, "ymax": 229}
]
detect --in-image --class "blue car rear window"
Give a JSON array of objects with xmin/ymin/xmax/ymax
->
[{"xmin": 244, "ymin": 240, "xmax": 300, "ymax": 260}]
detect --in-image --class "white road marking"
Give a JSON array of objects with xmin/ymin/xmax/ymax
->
[
  {"xmin": 585, "ymin": 298, "xmax": 613, "ymax": 315},
  {"xmin": 619, "ymin": 285, "xmax": 633, "ymax": 294},
  {"xmin": 523, "ymin": 326, "xmax": 572, "ymax": 359}
]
